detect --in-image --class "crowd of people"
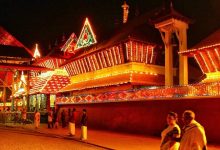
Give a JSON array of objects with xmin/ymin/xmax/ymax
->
[
  {"xmin": 0, "ymin": 107, "xmax": 208, "ymax": 148},
  {"xmin": 34, "ymin": 108, "xmax": 88, "ymax": 140},
  {"xmin": 0, "ymin": 107, "xmax": 28, "ymax": 124},
  {"xmin": 160, "ymin": 110, "xmax": 207, "ymax": 150},
  {"xmin": 33, "ymin": 108, "xmax": 207, "ymax": 148}
]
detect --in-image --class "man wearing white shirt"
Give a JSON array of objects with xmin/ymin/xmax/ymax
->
[{"xmin": 179, "ymin": 110, "xmax": 207, "ymax": 150}]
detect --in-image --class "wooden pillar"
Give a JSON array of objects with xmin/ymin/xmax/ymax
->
[
  {"xmin": 155, "ymin": 18, "xmax": 189, "ymax": 86},
  {"xmin": 165, "ymin": 31, "xmax": 174, "ymax": 86},
  {"xmin": 178, "ymin": 28, "xmax": 188, "ymax": 85}
]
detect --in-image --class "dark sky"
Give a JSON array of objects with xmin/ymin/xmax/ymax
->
[{"xmin": 0, "ymin": 0, "xmax": 220, "ymax": 55}]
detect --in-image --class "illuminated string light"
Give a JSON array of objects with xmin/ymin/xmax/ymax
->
[
  {"xmin": 81, "ymin": 59, "xmax": 86, "ymax": 73},
  {"xmin": 214, "ymin": 48, "xmax": 220, "ymax": 64},
  {"xmin": 49, "ymin": 60, "xmax": 54, "ymax": 69},
  {"xmin": 97, "ymin": 53, "xmax": 103, "ymax": 68},
  {"xmin": 91, "ymin": 55, "xmax": 97, "ymax": 71},
  {"xmin": 116, "ymin": 46, "xmax": 122, "ymax": 64},
  {"xmin": 150, "ymin": 46, "xmax": 154, "ymax": 64},
  {"xmin": 146, "ymin": 46, "xmax": 149, "ymax": 63},
  {"xmin": 57, "ymin": 81, "xmax": 220, "ymax": 104},
  {"xmin": 194, "ymin": 54, "xmax": 205, "ymax": 73},
  {"xmin": 125, "ymin": 43, "xmax": 129, "ymax": 61},
  {"xmin": 75, "ymin": 18, "xmax": 97, "ymax": 50},
  {"xmin": 56, "ymin": 59, "xmax": 59, "ymax": 68},
  {"xmin": 93, "ymin": 54, "xmax": 100, "ymax": 70},
  {"xmin": 77, "ymin": 60, "xmax": 84, "ymax": 73},
  {"xmin": 109, "ymin": 49, "xmax": 115, "ymax": 66},
  {"xmin": 130, "ymin": 41, "xmax": 133, "ymax": 61},
  {"xmin": 112, "ymin": 47, "xmax": 118, "ymax": 65},
  {"xmin": 69, "ymin": 70, "xmax": 158, "ymax": 84},
  {"xmin": 87, "ymin": 56, "xmax": 93, "ymax": 71},
  {"xmin": 141, "ymin": 43, "xmax": 144, "ymax": 62},
  {"xmin": 121, "ymin": 1, "xmax": 129, "ymax": 23},
  {"xmin": 79, "ymin": 60, "xmax": 84, "ymax": 73},
  {"xmin": 74, "ymin": 61, "xmax": 80, "ymax": 74},
  {"xmin": 105, "ymin": 50, "xmax": 111, "ymax": 67},
  {"xmin": 84, "ymin": 58, "xmax": 90, "ymax": 72},
  {"xmin": 100, "ymin": 51, "xmax": 107, "ymax": 68},
  {"xmin": 200, "ymin": 52, "xmax": 210, "ymax": 72},
  {"xmin": 71, "ymin": 63, "xmax": 76, "ymax": 75},
  {"xmin": 179, "ymin": 43, "xmax": 220, "ymax": 54},
  {"xmin": 136, "ymin": 42, "xmax": 138, "ymax": 62},
  {"xmin": 73, "ymin": 61, "xmax": 79, "ymax": 74},
  {"xmin": 70, "ymin": 62, "xmax": 76, "ymax": 75},
  {"xmin": 207, "ymin": 51, "xmax": 218, "ymax": 71}
]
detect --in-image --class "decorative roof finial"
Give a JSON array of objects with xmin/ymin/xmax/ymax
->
[
  {"xmin": 33, "ymin": 43, "xmax": 41, "ymax": 59},
  {"xmin": 121, "ymin": 1, "xmax": 129, "ymax": 24}
]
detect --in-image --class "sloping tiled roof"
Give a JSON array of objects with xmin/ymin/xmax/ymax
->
[
  {"xmin": 150, "ymin": 3, "xmax": 191, "ymax": 24},
  {"xmin": 62, "ymin": 9, "xmax": 163, "ymax": 64},
  {"xmin": 192, "ymin": 28, "xmax": 220, "ymax": 49},
  {"xmin": 0, "ymin": 26, "xmax": 33, "ymax": 57}
]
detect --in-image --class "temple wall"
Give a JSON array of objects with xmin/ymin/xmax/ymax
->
[{"xmin": 58, "ymin": 97, "xmax": 220, "ymax": 144}]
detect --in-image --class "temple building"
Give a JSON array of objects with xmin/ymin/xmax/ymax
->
[
  {"xmin": 55, "ymin": 2, "xmax": 203, "ymax": 103},
  {"xmin": 0, "ymin": 27, "xmax": 49, "ymax": 111},
  {"xmin": 51, "ymin": 2, "xmax": 220, "ymax": 144},
  {"xmin": 1, "ymin": 1, "xmax": 219, "ymax": 143}
]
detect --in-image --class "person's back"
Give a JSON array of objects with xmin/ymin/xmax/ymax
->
[
  {"xmin": 81, "ymin": 113, "xmax": 88, "ymax": 126},
  {"xmin": 61, "ymin": 110, "xmax": 66, "ymax": 128},
  {"xmin": 53, "ymin": 111, "xmax": 57, "ymax": 121},
  {"xmin": 70, "ymin": 110, "xmax": 76, "ymax": 123}
]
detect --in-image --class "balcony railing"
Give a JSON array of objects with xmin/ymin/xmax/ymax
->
[{"xmin": 56, "ymin": 82, "xmax": 220, "ymax": 104}]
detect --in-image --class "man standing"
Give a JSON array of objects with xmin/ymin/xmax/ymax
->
[
  {"xmin": 69, "ymin": 108, "xmax": 76, "ymax": 136},
  {"xmin": 21, "ymin": 108, "xmax": 27, "ymax": 125},
  {"xmin": 61, "ymin": 109, "xmax": 66, "ymax": 128},
  {"xmin": 53, "ymin": 109, "xmax": 58, "ymax": 129},
  {"xmin": 47, "ymin": 108, "xmax": 53, "ymax": 128},
  {"xmin": 179, "ymin": 110, "xmax": 207, "ymax": 150},
  {"xmin": 80, "ymin": 109, "xmax": 88, "ymax": 140},
  {"xmin": 34, "ymin": 110, "xmax": 40, "ymax": 129}
]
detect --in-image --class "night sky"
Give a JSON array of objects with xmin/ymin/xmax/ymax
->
[{"xmin": 0, "ymin": 0, "xmax": 220, "ymax": 55}]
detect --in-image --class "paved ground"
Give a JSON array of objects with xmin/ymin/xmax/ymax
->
[
  {"xmin": 0, "ymin": 127, "xmax": 107, "ymax": 150},
  {"xmin": 1, "ymin": 123, "xmax": 220, "ymax": 150}
]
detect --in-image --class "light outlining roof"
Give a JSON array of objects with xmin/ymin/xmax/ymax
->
[
  {"xmin": 75, "ymin": 18, "xmax": 97, "ymax": 50},
  {"xmin": 19, "ymin": 71, "xmax": 27, "ymax": 88},
  {"xmin": 61, "ymin": 32, "xmax": 77, "ymax": 53},
  {"xmin": 179, "ymin": 29, "xmax": 220, "ymax": 54},
  {"xmin": 34, "ymin": 57, "xmax": 66, "ymax": 69},
  {"xmin": 179, "ymin": 29, "xmax": 220, "ymax": 76},
  {"xmin": 190, "ymin": 48, "xmax": 220, "ymax": 74},
  {"xmin": 179, "ymin": 43, "xmax": 220, "ymax": 54}
]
